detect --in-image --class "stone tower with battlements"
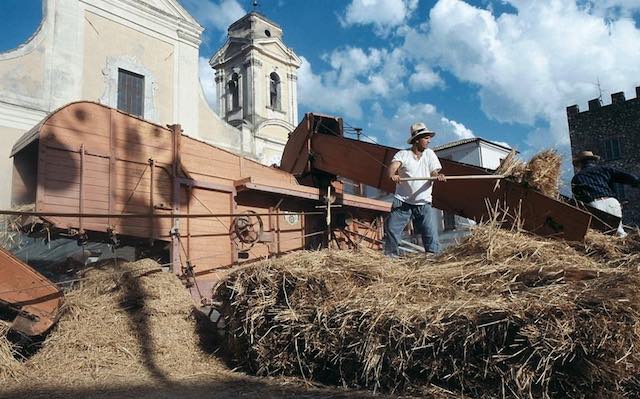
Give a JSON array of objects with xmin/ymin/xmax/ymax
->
[{"xmin": 567, "ymin": 86, "xmax": 640, "ymax": 226}]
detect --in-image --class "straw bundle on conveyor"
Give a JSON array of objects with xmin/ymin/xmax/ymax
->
[
  {"xmin": 218, "ymin": 224, "xmax": 640, "ymax": 398},
  {"xmin": 496, "ymin": 149, "xmax": 562, "ymax": 198}
]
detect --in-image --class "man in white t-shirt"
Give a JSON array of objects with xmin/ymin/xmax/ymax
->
[{"xmin": 384, "ymin": 122, "xmax": 445, "ymax": 256}]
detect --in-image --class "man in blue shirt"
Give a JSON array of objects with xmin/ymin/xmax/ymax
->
[{"xmin": 571, "ymin": 150, "xmax": 640, "ymax": 237}]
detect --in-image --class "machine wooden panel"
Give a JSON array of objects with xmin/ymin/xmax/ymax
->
[
  {"xmin": 0, "ymin": 247, "xmax": 64, "ymax": 336},
  {"xmin": 434, "ymin": 160, "xmax": 592, "ymax": 241},
  {"xmin": 279, "ymin": 116, "xmax": 312, "ymax": 175},
  {"xmin": 181, "ymin": 186, "xmax": 235, "ymax": 273},
  {"xmin": 311, "ymin": 134, "xmax": 396, "ymax": 193},
  {"xmin": 12, "ymin": 102, "xmax": 389, "ymax": 289}
]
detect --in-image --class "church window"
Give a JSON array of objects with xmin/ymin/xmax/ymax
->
[
  {"xmin": 270, "ymin": 72, "xmax": 281, "ymax": 110},
  {"xmin": 228, "ymin": 73, "xmax": 240, "ymax": 110},
  {"xmin": 117, "ymin": 69, "xmax": 145, "ymax": 117},
  {"xmin": 265, "ymin": 29, "xmax": 271, "ymax": 37}
]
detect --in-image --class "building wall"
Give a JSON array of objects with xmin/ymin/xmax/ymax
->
[
  {"xmin": 82, "ymin": 11, "xmax": 175, "ymax": 123},
  {"xmin": 436, "ymin": 145, "xmax": 481, "ymax": 166},
  {"xmin": 567, "ymin": 87, "xmax": 640, "ymax": 226},
  {"xmin": 479, "ymin": 143, "xmax": 509, "ymax": 170},
  {"xmin": 0, "ymin": 0, "xmax": 248, "ymax": 208}
]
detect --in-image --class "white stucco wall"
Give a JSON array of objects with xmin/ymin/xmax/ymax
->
[
  {"xmin": 0, "ymin": 0, "xmax": 248, "ymax": 208},
  {"xmin": 436, "ymin": 144, "xmax": 481, "ymax": 166},
  {"xmin": 479, "ymin": 143, "xmax": 510, "ymax": 170}
]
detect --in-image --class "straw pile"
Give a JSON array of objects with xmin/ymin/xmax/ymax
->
[
  {"xmin": 0, "ymin": 258, "xmax": 229, "ymax": 390},
  {"xmin": 0, "ymin": 204, "xmax": 35, "ymax": 250},
  {"xmin": 218, "ymin": 224, "xmax": 640, "ymax": 398},
  {"xmin": 496, "ymin": 150, "xmax": 562, "ymax": 198}
]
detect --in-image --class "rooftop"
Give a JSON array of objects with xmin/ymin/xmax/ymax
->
[{"xmin": 433, "ymin": 137, "xmax": 513, "ymax": 152}]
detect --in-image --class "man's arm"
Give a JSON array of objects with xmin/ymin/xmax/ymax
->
[
  {"xmin": 610, "ymin": 168, "xmax": 640, "ymax": 187},
  {"xmin": 432, "ymin": 169, "xmax": 446, "ymax": 181},
  {"xmin": 388, "ymin": 161, "xmax": 402, "ymax": 183},
  {"xmin": 428, "ymin": 150, "xmax": 446, "ymax": 181}
]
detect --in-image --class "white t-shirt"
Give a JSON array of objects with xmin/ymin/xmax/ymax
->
[{"xmin": 392, "ymin": 148, "xmax": 442, "ymax": 205}]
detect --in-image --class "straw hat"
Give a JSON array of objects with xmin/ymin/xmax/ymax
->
[
  {"xmin": 572, "ymin": 150, "xmax": 600, "ymax": 165},
  {"xmin": 407, "ymin": 122, "xmax": 436, "ymax": 144}
]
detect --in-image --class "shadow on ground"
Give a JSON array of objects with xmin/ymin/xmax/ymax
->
[{"xmin": 0, "ymin": 377, "xmax": 389, "ymax": 399}]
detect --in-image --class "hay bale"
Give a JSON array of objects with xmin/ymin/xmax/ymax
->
[
  {"xmin": 218, "ymin": 224, "xmax": 640, "ymax": 397},
  {"xmin": 524, "ymin": 150, "xmax": 562, "ymax": 198},
  {"xmin": 0, "ymin": 259, "xmax": 228, "ymax": 390},
  {"xmin": 495, "ymin": 150, "xmax": 562, "ymax": 198}
]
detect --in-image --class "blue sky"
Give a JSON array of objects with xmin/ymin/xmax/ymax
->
[{"xmin": 2, "ymin": 0, "xmax": 640, "ymax": 179}]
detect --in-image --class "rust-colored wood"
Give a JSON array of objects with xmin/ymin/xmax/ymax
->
[
  {"xmin": 280, "ymin": 114, "xmax": 313, "ymax": 175},
  {"xmin": 170, "ymin": 124, "xmax": 182, "ymax": 275},
  {"xmin": 12, "ymin": 102, "xmax": 388, "ymax": 287},
  {"xmin": 434, "ymin": 160, "xmax": 592, "ymax": 241},
  {"xmin": 149, "ymin": 158, "xmax": 155, "ymax": 241},
  {"xmin": 0, "ymin": 247, "xmax": 64, "ymax": 336},
  {"xmin": 310, "ymin": 134, "xmax": 396, "ymax": 193},
  {"xmin": 79, "ymin": 144, "xmax": 85, "ymax": 232}
]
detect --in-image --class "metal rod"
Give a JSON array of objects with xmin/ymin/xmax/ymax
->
[
  {"xmin": 399, "ymin": 174, "xmax": 506, "ymax": 181},
  {"xmin": 149, "ymin": 158, "xmax": 155, "ymax": 242},
  {"xmin": 79, "ymin": 144, "xmax": 85, "ymax": 233},
  {"xmin": 0, "ymin": 210, "xmax": 325, "ymax": 218}
]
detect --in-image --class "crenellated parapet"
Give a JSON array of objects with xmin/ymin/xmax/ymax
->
[
  {"xmin": 566, "ymin": 85, "xmax": 640, "ymax": 116},
  {"xmin": 566, "ymin": 84, "xmax": 640, "ymax": 226}
]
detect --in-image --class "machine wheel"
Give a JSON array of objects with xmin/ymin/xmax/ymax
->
[{"xmin": 230, "ymin": 211, "xmax": 264, "ymax": 252}]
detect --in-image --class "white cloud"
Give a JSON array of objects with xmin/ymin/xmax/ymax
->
[
  {"xmin": 341, "ymin": 0, "xmax": 419, "ymax": 35},
  {"xmin": 409, "ymin": 65, "xmax": 445, "ymax": 90},
  {"xmin": 368, "ymin": 102, "xmax": 476, "ymax": 148},
  {"xmin": 441, "ymin": 117, "xmax": 474, "ymax": 139},
  {"xmin": 298, "ymin": 47, "xmax": 409, "ymax": 119},
  {"xmin": 579, "ymin": 0, "xmax": 640, "ymax": 19},
  {"xmin": 182, "ymin": 0, "xmax": 245, "ymax": 33},
  {"xmin": 403, "ymin": 0, "xmax": 640, "ymax": 153},
  {"xmin": 491, "ymin": 140, "xmax": 512, "ymax": 149},
  {"xmin": 199, "ymin": 57, "xmax": 217, "ymax": 109}
]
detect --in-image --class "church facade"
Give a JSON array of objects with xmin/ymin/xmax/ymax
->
[{"xmin": 0, "ymin": 0, "xmax": 299, "ymax": 208}]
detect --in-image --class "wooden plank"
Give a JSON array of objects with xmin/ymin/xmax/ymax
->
[
  {"xmin": 182, "ymin": 139, "xmax": 240, "ymax": 164},
  {"xmin": 44, "ymin": 163, "xmax": 109, "ymax": 181},
  {"xmin": 280, "ymin": 115, "xmax": 312, "ymax": 175},
  {"xmin": 41, "ymin": 126, "xmax": 111, "ymax": 155},
  {"xmin": 44, "ymin": 194, "xmax": 108, "ymax": 208},
  {"xmin": 433, "ymin": 160, "xmax": 592, "ymax": 241},
  {"xmin": 311, "ymin": 134, "xmax": 396, "ymax": 193},
  {"xmin": 113, "ymin": 144, "xmax": 174, "ymax": 165},
  {"xmin": 45, "ymin": 102, "xmax": 111, "ymax": 138}
]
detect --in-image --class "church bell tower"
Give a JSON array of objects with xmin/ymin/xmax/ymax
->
[{"xmin": 210, "ymin": 11, "xmax": 301, "ymax": 165}]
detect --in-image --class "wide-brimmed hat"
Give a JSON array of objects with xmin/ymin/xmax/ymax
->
[
  {"xmin": 572, "ymin": 150, "xmax": 600, "ymax": 165},
  {"xmin": 407, "ymin": 122, "xmax": 436, "ymax": 144}
]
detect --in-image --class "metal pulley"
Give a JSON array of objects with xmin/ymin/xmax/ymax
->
[{"xmin": 230, "ymin": 210, "xmax": 264, "ymax": 251}]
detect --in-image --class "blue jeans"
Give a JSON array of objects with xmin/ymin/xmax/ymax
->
[{"xmin": 384, "ymin": 198, "xmax": 440, "ymax": 256}]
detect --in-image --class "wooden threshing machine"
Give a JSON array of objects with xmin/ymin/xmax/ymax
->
[{"xmin": 3, "ymin": 101, "xmax": 595, "ymax": 336}]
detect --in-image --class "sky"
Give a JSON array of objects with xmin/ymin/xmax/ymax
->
[{"xmin": 2, "ymin": 0, "xmax": 640, "ymax": 184}]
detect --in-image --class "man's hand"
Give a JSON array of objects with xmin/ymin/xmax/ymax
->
[
  {"xmin": 388, "ymin": 161, "xmax": 402, "ymax": 184},
  {"xmin": 435, "ymin": 173, "xmax": 447, "ymax": 182}
]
